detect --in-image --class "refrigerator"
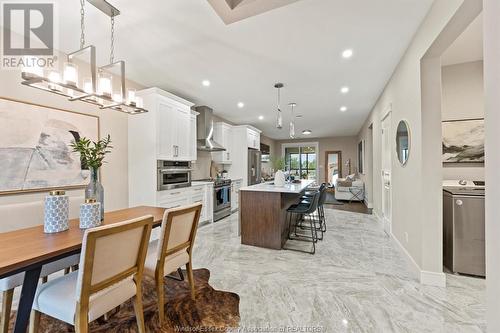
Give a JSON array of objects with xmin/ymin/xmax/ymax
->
[{"xmin": 247, "ymin": 149, "xmax": 262, "ymax": 185}]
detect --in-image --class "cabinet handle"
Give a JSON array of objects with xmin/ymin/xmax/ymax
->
[
  {"xmin": 227, "ymin": 152, "xmax": 230, "ymax": 160},
  {"xmin": 170, "ymin": 191, "xmax": 181, "ymax": 195}
]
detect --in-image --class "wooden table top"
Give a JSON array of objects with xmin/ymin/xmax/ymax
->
[{"xmin": 0, "ymin": 206, "xmax": 166, "ymax": 277}]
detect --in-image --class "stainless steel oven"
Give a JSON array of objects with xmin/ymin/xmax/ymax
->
[
  {"xmin": 157, "ymin": 160, "xmax": 192, "ymax": 191},
  {"xmin": 214, "ymin": 179, "xmax": 231, "ymax": 221}
]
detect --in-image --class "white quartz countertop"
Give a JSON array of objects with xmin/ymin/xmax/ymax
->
[
  {"xmin": 240, "ymin": 179, "xmax": 315, "ymax": 194},
  {"xmin": 191, "ymin": 181, "xmax": 214, "ymax": 186}
]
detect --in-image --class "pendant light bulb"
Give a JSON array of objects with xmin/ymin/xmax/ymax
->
[
  {"xmin": 289, "ymin": 103, "xmax": 297, "ymax": 139},
  {"xmin": 274, "ymin": 83, "xmax": 284, "ymax": 129}
]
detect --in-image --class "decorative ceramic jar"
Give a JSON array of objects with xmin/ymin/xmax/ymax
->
[
  {"xmin": 79, "ymin": 198, "xmax": 101, "ymax": 229},
  {"xmin": 85, "ymin": 167, "xmax": 104, "ymax": 221},
  {"xmin": 44, "ymin": 190, "xmax": 69, "ymax": 233},
  {"xmin": 274, "ymin": 170, "xmax": 286, "ymax": 186}
]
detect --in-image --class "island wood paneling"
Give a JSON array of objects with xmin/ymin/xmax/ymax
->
[{"xmin": 239, "ymin": 191, "xmax": 300, "ymax": 250}]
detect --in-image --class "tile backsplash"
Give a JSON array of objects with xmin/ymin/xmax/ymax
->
[{"xmin": 191, "ymin": 151, "xmax": 224, "ymax": 180}]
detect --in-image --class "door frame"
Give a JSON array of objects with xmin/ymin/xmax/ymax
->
[
  {"xmin": 381, "ymin": 106, "xmax": 392, "ymax": 235},
  {"xmin": 324, "ymin": 150, "xmax": 342, "ymax": 183}
]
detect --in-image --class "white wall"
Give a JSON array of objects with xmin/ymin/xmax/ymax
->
[
  {"xmin": 442, "ymin": 61, "xmax": 484, "ymax": 180},
  {"xmin": 0, "ymin": 29, "xmax": 143, "ymax": 232},
  {"xmin": 357, "ymin": 0, "xmax": 467, "ymax": 283},
  {"xmin": 483, "ymin": 0, "xmax": 500, "ymax": 330}
]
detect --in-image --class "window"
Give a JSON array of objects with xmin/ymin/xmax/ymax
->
[{"xmin": 284, "ymin": 145, "xmax": 317, "ymax": 181}]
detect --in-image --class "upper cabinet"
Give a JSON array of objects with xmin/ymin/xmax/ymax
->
[
  {"xmin": 212, "ymin": 122, "xmax": 233, "ymax": 164},
  {"xmin": 135, "ymin": 88, "xmax": 197, "ymax": 162},
  {"xmin": 246, "ymin": 127, "xmax": 261, "ymax": 150}
]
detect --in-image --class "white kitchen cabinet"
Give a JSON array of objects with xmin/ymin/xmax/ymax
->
[
  {"xmin": 157, "ymin": 100, "xmax": 194, "ymax": 161},
  {"xmin": 246, "ymin": 129, "xmax": 260, "ymax": 150},
  {"xmin": 129, "ymin": 88, "xmax": 197, "ymax": 208},
  {"xmin": 189, "ymin": 114, "xmax": 197, "ymax": 162},
  {"xmin": 156, "ymin": 184, "xmax": 213, "ymax": 224},
  {"xmin": 212, "ymin": 122, "xmax": 233, "ymax": 164}
]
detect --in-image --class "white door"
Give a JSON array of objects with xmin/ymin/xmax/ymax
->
[{"xmin": 381, "ymin": 111, "xmax": 392, "ymax": 235}]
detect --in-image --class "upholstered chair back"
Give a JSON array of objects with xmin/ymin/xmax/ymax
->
[
  {"xmin": 156, "ymin": 204, "xmax": 202, "ymax": 261},
  {"xmin": 76, "ymin": 215, "xmax": 153, "ymax": 301}
]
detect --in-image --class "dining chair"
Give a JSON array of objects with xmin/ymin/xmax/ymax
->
[
  {"xmin": 143, "ymin": 203, "xmax": 202, "ymax": 325},
  {"xmin": 0, "ymin": 254, "xmax": 80, "ymax": 333},
  {"xmin": 29, "ymin": 215, "xmax": 153, "ymax": 333},
  {"xmin": 0, "ymin": 199, "xmax": 83, "ymax": 333}
]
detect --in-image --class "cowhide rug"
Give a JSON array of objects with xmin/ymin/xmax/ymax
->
[{"xmin": 9, "ymin": 269, "xmax": 240, "ymax": 332}]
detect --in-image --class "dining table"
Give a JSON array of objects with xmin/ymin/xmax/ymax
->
[{"xmin": 0, "ymin": 206, "xmax": 166, "ymax": 333}]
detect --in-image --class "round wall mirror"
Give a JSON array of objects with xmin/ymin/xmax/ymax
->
[{"xmin": 396, "ymin": 120, "xmax": 410, "ymax": 166}]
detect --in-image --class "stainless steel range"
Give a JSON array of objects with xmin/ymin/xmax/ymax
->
[
  {"xmin": 213, "ymin": 179, "xmax": 232, "ymax": 221},
  {"xmin": 195, "ymin": 178, "xmax": 232, "ymax": 221}
]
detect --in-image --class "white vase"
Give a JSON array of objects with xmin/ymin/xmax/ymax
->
[{"xmin": 274, "ymin": 170, "xmax": 286, "ymax": 186}]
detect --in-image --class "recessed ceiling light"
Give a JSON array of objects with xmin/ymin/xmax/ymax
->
[
  {"xmin": 340, "ymin": 106, "xmax": 348, "ymax": 112},
  {"xmin": 342, "ymin": 49, "xmax": 353, "ymax": 58},
  {"xmin": 237, "ymin": 102, "xmax": 245, "ymax": 108},
  {"xmin": 341, "ymin": 86, "xmax": 350, "ymax": 94},
  {"xmin": 302, "ymin": 129, "xmax": 312, "ymax": 135},
  {"xmin": 202, "ymin": 80, "xmax": 210, "ymax": 87},
  {"xmin": 258, "ymin": 115, "xmax": 264, "ymax": 120}
]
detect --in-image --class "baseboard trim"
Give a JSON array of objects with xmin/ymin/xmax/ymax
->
[
  {"xmin": 390, "ymin": 231, "xmax": 421, "ymax": 281},
  {"xmin": 365, "ymin": 208, "xmax": 447, "ymax": 287},
  {"xmin": 420, "ymin": 270, "xmax": 446, "ymax": 287}
]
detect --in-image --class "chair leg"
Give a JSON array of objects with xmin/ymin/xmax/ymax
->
[
  {"xmin": 133, "ymin": 292, "xmax": 146, "ymax": 333},
  {"xmin": 156, "ymin": 273, "xmax": 165, "ymax": 326},
  {"xmin": 1, "ymin": 289, "xmax": 14, "ymax": 333},
  {"xmin": 74, "ymin": 312, "xmax": 89, "ymax": 333},
  {"xmin": 28, "ymin": 309, "xmax": 40, "ymax": 333},
  {"xmin": 186, "ymin": 262, "xmax": 196, "ymax": 300}
]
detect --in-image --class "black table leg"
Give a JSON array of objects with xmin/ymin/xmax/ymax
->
[{"xmin": 13, "ymin": 265, "xmax": 41, "ymax": 333}]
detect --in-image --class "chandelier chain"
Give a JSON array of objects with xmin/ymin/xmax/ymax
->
[
  {"xmin": 110, "ymin": 16, "xmax": 115, "ymax": 63},
  {"xmin": 79, "ymin": 0, "xmax": 85, "ymax": 49}
]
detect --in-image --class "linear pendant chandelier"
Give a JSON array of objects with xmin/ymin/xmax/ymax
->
[{"xmin": 20, "ymin": 0, "xmax": 147, "ymax": 114}]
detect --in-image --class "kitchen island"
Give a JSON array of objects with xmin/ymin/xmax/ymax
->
[{"xmin": 239, "ymin": 180, "xmax": 314, "ymax": 249}]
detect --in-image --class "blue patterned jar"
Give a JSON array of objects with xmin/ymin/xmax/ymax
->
[
  {"xmin": 79, "ymin": 199, "xmax": 101, "ymax": 229},
  {"xmin": 44, "ymin": 190, "xmax": 69, "ymax": 233}
]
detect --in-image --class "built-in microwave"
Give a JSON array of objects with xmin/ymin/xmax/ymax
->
[{"xmin": 157, "ymin": 160, "xmax": 192, "ymax": 191}]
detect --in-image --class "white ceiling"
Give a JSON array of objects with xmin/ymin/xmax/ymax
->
[
  {"xmin": 442, "ymin": 13, "xmax": 483, "ymax": 67},
  {"xmin": 56, "ymin": 0, "xmax": 434, "ymax": 139}
]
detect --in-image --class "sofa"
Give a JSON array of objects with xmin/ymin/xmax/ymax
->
[{"xmin": 334, "ymin": 176, "xmax": 365, "ymax": 202}]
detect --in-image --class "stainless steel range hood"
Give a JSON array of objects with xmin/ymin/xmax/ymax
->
[{"xmin": 193, "ymin": 106, "xmax": 226, "ymax": 152}]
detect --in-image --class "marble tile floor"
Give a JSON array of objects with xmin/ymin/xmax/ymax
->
[
  {"xmin": 3, "ymin": 209, "xmax": 485, "ymax": 332},
  {"xmin": 192, "ymin": 209, "xmax": 485, "ymax": 333}
]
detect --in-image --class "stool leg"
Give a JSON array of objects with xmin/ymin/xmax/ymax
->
[{"xmin": 308, "ymin": 214, "xmax": 316, "ymax": 254}]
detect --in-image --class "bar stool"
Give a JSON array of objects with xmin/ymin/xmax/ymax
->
[
  {"xmin": 284, "ymin": 191, "xmax": 321, "ymax": 254},
  {"xmin": 298, "ymin": 184, "xmax": 327, "ymax": 240}
]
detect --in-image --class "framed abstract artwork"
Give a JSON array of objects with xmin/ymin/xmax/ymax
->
[
  {"xmin": 0, "ymin": 98, "xmax": 99, "ymax": 194},
  {"xmin": 442, "ymin": 118, "xmax": 484, "ymax": 163}
]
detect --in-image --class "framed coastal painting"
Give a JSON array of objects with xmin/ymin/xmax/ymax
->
[
  {"xmin": 442, "ymin": 118, "xmax": 484, "ymax": 163},
  {"xmin": 0, "ymin": 98, "xmax": 99, "ymax": 194}
]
